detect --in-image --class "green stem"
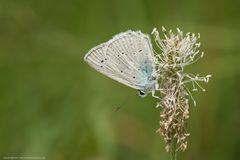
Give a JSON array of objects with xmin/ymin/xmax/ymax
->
[{"xmin": 171, "ymin": 138, "xmax": 177, "ymax": 160}]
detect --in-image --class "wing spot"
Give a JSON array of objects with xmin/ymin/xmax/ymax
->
[
  {"xmin": 122, "ymin": 52, "xmax": 124, "ymax": 55},
  {"xmin": 139, "ymin": 50, "xmax": 142, "ymax": 52},
  {"xmin": 121, "ymin": 70, "xmax": 123, "ymax": 73},
  {"xmin": 117, "ymin": 55, "xmax": 120, "ymax": 57},
  {"xmin": 104, "ymin": 58, "xmax": 107, "ymax": 60},
  {"xmin": 101, "ymin": 60, "xmax": 104, "ymax": 63},
  {"xmin": 100, "ymin": 65, "xmax": 103, "ymax": 68},
  {"xmin": 133, "ymin": 76, "xmax": 135, "ymax": 79}
]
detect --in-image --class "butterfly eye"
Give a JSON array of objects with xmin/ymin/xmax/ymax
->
[{"xmin": 138, "ymin": 90, "xmax": 146, "ymax": 97}]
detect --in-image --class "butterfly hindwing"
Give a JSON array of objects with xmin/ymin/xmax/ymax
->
[{"xmin": 84, "ymin": 41, "xmax": 137, "ymax": 89}]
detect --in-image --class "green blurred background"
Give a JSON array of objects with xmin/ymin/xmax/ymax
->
[{"xmin": 0, "ymin": 0, "xmax": 239, "ymax": 159}]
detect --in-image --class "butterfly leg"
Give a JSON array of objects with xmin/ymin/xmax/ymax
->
[
  {"xmin": 155, "ymin": 83, "xmax": 164, "ymax": 93},
  {"xmin": 155, "ymin": 83, "xmax": 167, "ymax": 94},
  {"xmin": 151, "ymin": 90, "xmax": 160, "ymax": 99},
  {"xmin": 155, "ymin": 83, "xmax": 160, "ymax": 90}
]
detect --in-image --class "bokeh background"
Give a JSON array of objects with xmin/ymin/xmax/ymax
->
[{"xmin": 0, "ymin": 0, "xmax": 240, "ymax": 160}]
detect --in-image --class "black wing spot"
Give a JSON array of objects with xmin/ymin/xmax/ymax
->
[
  {"xmin": 121, "ymin": 70, "xmax": 123, "ymax": 73},
  {"xmin": 104, "ymin": 58, "xmax": 107, "ymax": 60},
  {"xmin": 100, "ymin": 65, "xmax": 103, "ymax": 68},
  {"xmin": 101, "ymin": 60, "xmax": 104, "ymax": 63},
  {"xmin": 133, "ymin": 76, "xmax": 135, "ymax": 79},
  {"xmin": 139, "ymin": 49, "xmax": 142, "ymax": 52},
  {"xmin": 117, "ymin": 55, "xmax": 120, "ymax": 57},
  {"xmin": 122, "ymin": 52, "xmax": 124, "ymax": 55}
]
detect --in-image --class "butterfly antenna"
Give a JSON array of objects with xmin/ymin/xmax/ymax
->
[{"xmin": 113, "ymin": 93, "xmax": 132, "ymax": 112}]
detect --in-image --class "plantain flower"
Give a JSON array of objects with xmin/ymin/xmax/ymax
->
[{"xmin": 152, "ymin": 27, "xmax": 211, "ymax": 153}]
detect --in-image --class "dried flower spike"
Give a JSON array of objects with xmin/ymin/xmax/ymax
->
[{"xmin": 152, "ymin": 27, "xmax": 211, "ymax": 153}]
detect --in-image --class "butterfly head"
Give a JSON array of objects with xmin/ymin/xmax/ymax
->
[{"xmin": 138, "ymin": 76, "xmax": 159, "ymax": 98}]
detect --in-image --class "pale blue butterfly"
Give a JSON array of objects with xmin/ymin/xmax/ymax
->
[{"xmin": 84, "ymin": 30, "xmax": 160, "ymax": 98}]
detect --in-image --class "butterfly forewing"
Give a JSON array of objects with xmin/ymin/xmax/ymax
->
[{"xmin": 84, "ymin": 31, "xmax": 156, "ymax": 90}]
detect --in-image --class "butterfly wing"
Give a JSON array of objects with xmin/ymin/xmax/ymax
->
[
  {"xmin": 84, "ymin": 30, "xmax": 156, "ymax": 90},
  {"xmin": 84, "ymin": 42, "xmax": 138, "ymax": 89}
]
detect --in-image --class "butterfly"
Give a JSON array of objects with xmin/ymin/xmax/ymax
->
[{"xmin": 84, "ymin": 30, "xmax": 160, "ymax": 98}]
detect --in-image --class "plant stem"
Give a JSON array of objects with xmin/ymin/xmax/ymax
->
[{"xmin": 171, "ymin": 138, "xmax": 177, "ymax": 160}]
